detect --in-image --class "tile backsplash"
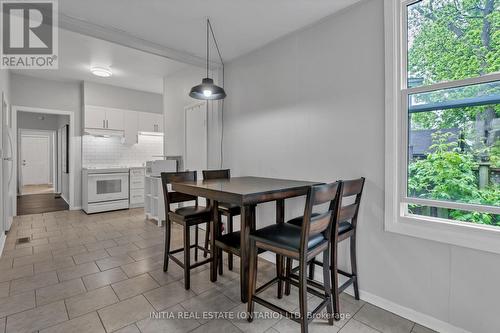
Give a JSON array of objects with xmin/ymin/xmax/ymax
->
[{"xmin": 83, "ymin": 134, "xmax": 163, "ymax": 167}]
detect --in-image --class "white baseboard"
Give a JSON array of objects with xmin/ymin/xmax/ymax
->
[
  {"xmin": 0, "ymin": 233, "xmax": 6, "ymax": 257},
  {"xmin": 258, "ymin": 252, "xmax": 468, "ymax": 333}
]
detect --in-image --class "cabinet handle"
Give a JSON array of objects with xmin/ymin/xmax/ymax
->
[{"xmin": 103, "ymin": 120, "xmax": 105, "ymax": 128}]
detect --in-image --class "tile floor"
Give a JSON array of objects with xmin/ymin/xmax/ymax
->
[{"xmin": 0, "ymin": 209, "xmax": 436, "ymax": 333}]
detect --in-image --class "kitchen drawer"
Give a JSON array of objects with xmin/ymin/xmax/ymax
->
[
  {"xmin": 130, "ymin": 168, "xmax": 145, "ymax": 178},
  {"xmin": 130, "ymin": 177, "xmax": 145, "ymax": 189},
  {"xmin": 130, "ymin": 189, "xmax": 144, "ymax": 204}
]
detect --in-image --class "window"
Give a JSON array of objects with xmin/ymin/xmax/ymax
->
[{"xmin": 384, "ymin": 0, "xmax": 500, "ymax": 252}]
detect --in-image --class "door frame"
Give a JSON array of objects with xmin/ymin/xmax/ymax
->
[
  {"xmin": 184, "ymin": 101, "xmax": 208, "ymax": 174},
  {"xmin": 18, "ymin": 129, "xmax": 56, "ymax": 191},
  {"xmin": 12, "ymin": 106, "xmax": 75, "ymax": 211}
]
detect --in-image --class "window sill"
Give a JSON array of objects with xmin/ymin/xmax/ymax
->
[{"xmin": 386, "ymin": 212, "xmax": 500, "ymax": 254}]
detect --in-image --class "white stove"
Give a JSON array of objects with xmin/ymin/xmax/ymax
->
[{"xmin": 82, "ymin": 167, "xmax": 130, "ymax": 214}]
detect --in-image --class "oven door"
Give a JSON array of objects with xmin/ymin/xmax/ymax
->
[{"xmin": 87, "ymin": 173, "xmax": 129, "ymax": 203}]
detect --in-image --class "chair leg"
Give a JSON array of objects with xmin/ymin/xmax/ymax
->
[
  {"xmin": 163, "ymin": 218, "xmax": 171, "ymax": 272},
  {"xmin": 322, "ymin": 249, "xmax": 334, "ymax": 325},
  {"xmin": 183, "ymin": 225, "xmax": 191, "ymax": 290},
  {"xmin": 194, "ymin": 226, "xmax": 199, "ymax": 262},
  {"xmin": 218, "ymin": 247, "xmax": 223, "ymax": 275},
  {"xmin": 308, "ymin": 256, "xmax": 315, "ymax": 280},
  {"xmin": 276, "ymin": 254, "xmax": 283, "ymax": 299},
  {"xmin": 203, "ymin": 222, "xmax": 210, "ymax": 258},
  {"xmin": 246, "ymin": 240, "xmax": 258, "ymax": 322},
  {"xmin": 228, "ymin": 214, "xmax": 234, "ymax": 271},
  {"xmin": 218, "ymin": 213, "xmax": 223, "ymax": 276},
  {"xmin": 284, "ymin": 257, "xmax": 292, "ymax": 296},
  {"xmin": 330, "ymin": 242, "xmax": 340, "ymax": 320},
  {"xmin": 350, "ymin": 235, "xmax": 360, "ymax": 300},
  {"xmin": 299, "ymin": 258, "xmax": 309, "ymax": 333}
]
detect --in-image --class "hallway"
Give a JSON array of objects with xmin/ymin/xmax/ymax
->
[{"xmin": 17, "ymin": 194, "xmax": 68, "ymax": 216}]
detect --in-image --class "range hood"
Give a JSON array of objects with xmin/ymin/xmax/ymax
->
[
  {"xmin": 84, "ymin": 128, "xmax": 124, "ymax": 138},
  {"xmin": 138, "ymin": 131, "xmax": 164, "ymax": 137}
]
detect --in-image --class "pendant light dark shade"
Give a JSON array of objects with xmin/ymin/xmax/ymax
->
[
  {"xmin": 190, "ymin": 19, "xmax": 226, "ymax": 100},
  {"xmin": 189, "ymin": 78, "xmax": 226, "ymax": 100}
]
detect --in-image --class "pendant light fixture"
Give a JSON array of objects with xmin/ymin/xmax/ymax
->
[{"xmin": 189, "ymin": 19, "xmax": 226, "ymax": 100}]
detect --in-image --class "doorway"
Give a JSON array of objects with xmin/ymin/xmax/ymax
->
[
  {"xmin": 14, "ymin": 108, "xmax": 73, "ymax": 215},
  {"xmin": 184, "ymin": 102, "xmax": 208, "ymax": 178},
  {"xmin": 19, "ymin": 130, "xmax": 55, "ymax": 195}
]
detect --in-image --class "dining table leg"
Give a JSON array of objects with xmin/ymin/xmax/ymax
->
[
  {"xmin": 240, "ymin": 204, "xmax": 256, "ymax": 303},
  {"xmin": 276, "ymin": 199, "xmax": 285, "ymax": 299},
  {"xmin": 210, "ymin": 200, "xmax": 219, "ymax": 282}
]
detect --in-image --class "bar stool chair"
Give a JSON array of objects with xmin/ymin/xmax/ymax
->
[
  {"xmin": 247, "ymin": 182, "xmax": 341, "ymax": 333},
  {"xmin": 285, "ymin": 177, "xmax": 365, "ymax": 319},
  {"xmin": 161, "ymin": 171, "xmax": 212, "ymax": 290},
  {"xmin": 202, "ymin": 169, "xmax": 240, "ymax": 272}
]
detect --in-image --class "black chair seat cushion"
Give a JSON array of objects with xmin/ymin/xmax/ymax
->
[
  {"xmin": 218, "ymin": 202, "xmax": 241, "ymax": 215},
  {"xmin": 287, "ymin": 214, "xmax": 353, "ymax": 234},
  {"xmin": 172, "ymin": 206, "xmax": 211, "ymax": 220},
  {"xmin": 218, "ymin": 231, "xmax": 266, "ymax": 254},
  {"xmin": 250, "ymin": 223, "xmax": 326, "ymax": 253}
]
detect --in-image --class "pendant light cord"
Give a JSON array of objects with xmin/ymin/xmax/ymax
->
[{"xmin": 207, "ymin": 18, "xmax": 225, "ymax": 168}]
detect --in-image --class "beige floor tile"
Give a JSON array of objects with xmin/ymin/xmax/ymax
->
[
  {"xmin": 65, "ymin": 286, "xmax": 118, "ymax": 318},
  {"xmin": 187, "ymin": 265, "xmax": 239, "ymax": 295},
  {"xmin": 82, "ymin": 267, "xmax": 128, "ymax": 290},
  {"xmin": 0, "ymin": 282, "xmax": 9, "ymax": 298},
  {"xmin": 136, "ymin": 304, "xmax": 201, "ymax": 333},
  {"xmin": 0, "ymin": 317, "xmax": 4, "ymax": 333},
  {"xmin": 84, "ymin": 239, "xmax": 118, "ymax": 252},
  {"xmin": 128, "ymin": 244, "xmax": 163, "ymax": 261},
  {"xmin": 98, "ymin": 295, "xmax": 154, "ymax": 332},
  {"xmin": 10, "ymin": 271, "xmax": 58, "ymax": 295},
  {"xmin": 36, "ymin": 278, "xmax": 86, "ymax": 306},
  {"xmin": 0, "ymin": 264, "xmax": 33, "ymax": 283},
  {"xmin": 120, "ymin": 256, "xmax": 163, "ymax": 278},
  {"xmin": 2, "ymin": 247, "xmax": 33, "ymax": 259},
  {"xmin": 96, "ymin": 255, "xmax": 134, "ymax": 271},
  {"xmin": 16, "ymin": 238, "xmax": 48, "ymax": 249},
  {"xmin": 111, "ymin": 273, "xmax": 159, "ymax": 300},
  {"xmin": 52, "ymin": 245, "xmax": 87, "ymax": 258},
  {"xmin": 273, "ymin": 315, "xmax": 340, "ymax": 333},
  {"xmin": 57, "ymin": 262, "xmax": 100, "ymax": 281},
  {"xmin": 337, "ymin": 319, "xmax": 380, "ymax": 333},
  {"xmin": 143, "ymin": 281, "xmax": 195, "ymax": 311},
  {"xmin": 354, "ymin": 304, "xmax": 414, "ymax": 333},
  {"xmin": 181, "ymin": 288, "xmax": 238, "ymax": 324},
  {"xmin": 0, "ymin": 291, "xmax": 35, "ymax": 318},
  {"xmin": 34, "ymin": 256, "xmax": 75, "ymax": 274},
  {"xmin": 191, "ymin": 319, "xmax": 243, "ymax": 333},
  {"xmin": 39, "ymin": 311, "xmax": 105, "ymax": 333},
  {"xmin": 5, "ymin": 300, "xmax": 68, "ymax": 333},
  {"xmin": 33, "ymin": 242, "xmax": 68, "ymax": 254},
  {"xmin": 105, "ymin": 243, "xmax": 140, "ymax": 257},
  {"xmin": 72, "ymin": 249, "xmax": 109, "ymax": 265},
  {"xmin": 0, "ymin": 259, "xmax": 12, "ymax": 271},
  {"xmin": 230, "ymin": 302, "xmax": 282, "ymax": 333},
  {"xmin": 113, "ymin": 324, "xmax": 141, "ymax": 333}
]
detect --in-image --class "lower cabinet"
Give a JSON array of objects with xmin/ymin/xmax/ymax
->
[{"xmin": 129, "ymin": 167, "xmax": 145, "ymax": 208}]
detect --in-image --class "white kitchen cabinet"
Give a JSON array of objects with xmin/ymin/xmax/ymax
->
[
  {"xmin": 138, "ymin": 113, "xmax": 163, "ymax": 133},
  {"xmin": 85, "ymin": 106, "xmax": 106, "ymax": 129},
  {"xmin": 105, "ymin": 109, "xmax": 125, "ymax": 130},
  {"xmin": 84, "ymin": 106, "xmax": 124, "ymax": 130},
  {"xmin": 123, "ymin": 110, "xmax": 139, "ymax": 144},
  {"xmin": 129, "ymin": 167, "xmax": 146, "ymax": 208}
]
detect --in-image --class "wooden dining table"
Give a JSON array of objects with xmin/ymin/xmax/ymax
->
[{"xmin": 172, "ymin": 176, "xmax": 320, "ymax": 302}]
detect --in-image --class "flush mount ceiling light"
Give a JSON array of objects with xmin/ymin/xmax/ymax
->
[
  {"xmin": 189, "ymin": 19, "xmax": 226, "ymax": 100},
  {"xmin": 91, "ymin": 66, "xmax": 112, "ymax": 78}
]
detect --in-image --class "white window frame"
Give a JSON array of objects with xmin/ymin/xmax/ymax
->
[{"xmin": 384, "ymin": 0, "xmax": 500, "ymax": 254}]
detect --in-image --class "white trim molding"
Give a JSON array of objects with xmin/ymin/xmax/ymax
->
[{"xmin": 383, "ymin": 0, "xmax": 500, "ymax": 254}]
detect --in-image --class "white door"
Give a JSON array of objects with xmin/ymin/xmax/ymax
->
[
  {"xmin": 185, "ymin": 103, "xmax": 207, "ymax": 180},
  {"xmin": 105, "ymin": 109, "xmax": 125, "ymax": 130},
  {"xmin": 21, "ymin": 135, "xmax": 50, "ymax": 185}
]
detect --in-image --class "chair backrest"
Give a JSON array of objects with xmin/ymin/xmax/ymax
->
[
  {"xmin": 202, "ymin": 169, "xmax": 231, "ymax": 180},
  {"xmin": 335, "ymin": 177, "xmax": 365, "ymax": 231},
  {"xmin": 300, "ymin": 181, "xmax": 341, "ymax": 250},
  {"xmin": 160, "ymin": 171, "xmax": 198, "ymax": 212}
]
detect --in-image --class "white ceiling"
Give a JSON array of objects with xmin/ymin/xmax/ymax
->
[
  {"xmin": 60, "ymin": 0, "xmax": 363, "ymax": 62},
  {"xmin": 14, "ymin": 0, "xmax": 363, "ymax": 94},
  {"xmin": 12, "ymin": 29, "xmax": 187, "ymax": 94}
]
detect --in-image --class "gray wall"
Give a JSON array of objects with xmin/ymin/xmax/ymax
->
[
  {"xmin": 84, "ymin": 81, "xmax": 163, "ymax": 114},
  {"xmin": 11, "ymin": 73, "xmax": 82, "ymax": 208},
  {"xmin": 163, "ymin": 65, "xmax": 222, "ymax": 168},
  {"xmin": 223, "ymin": 0, "xmax": 499, "ymax": 332}
]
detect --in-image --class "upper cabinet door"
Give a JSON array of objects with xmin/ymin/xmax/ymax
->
[
  {"xmin": 85, "ymin": 106, "xmax": 106, "ymax": 129},
  {"xmin": 123, "ymin": 110, "xmax": 139, "ymax": 145},
  {"xmin": 105, "ymin": 109, "xmax": 125, "ymax": 130},
  {"xmin": 138, "ymin": 112, "xmax": 163, "ymax": 132}
]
